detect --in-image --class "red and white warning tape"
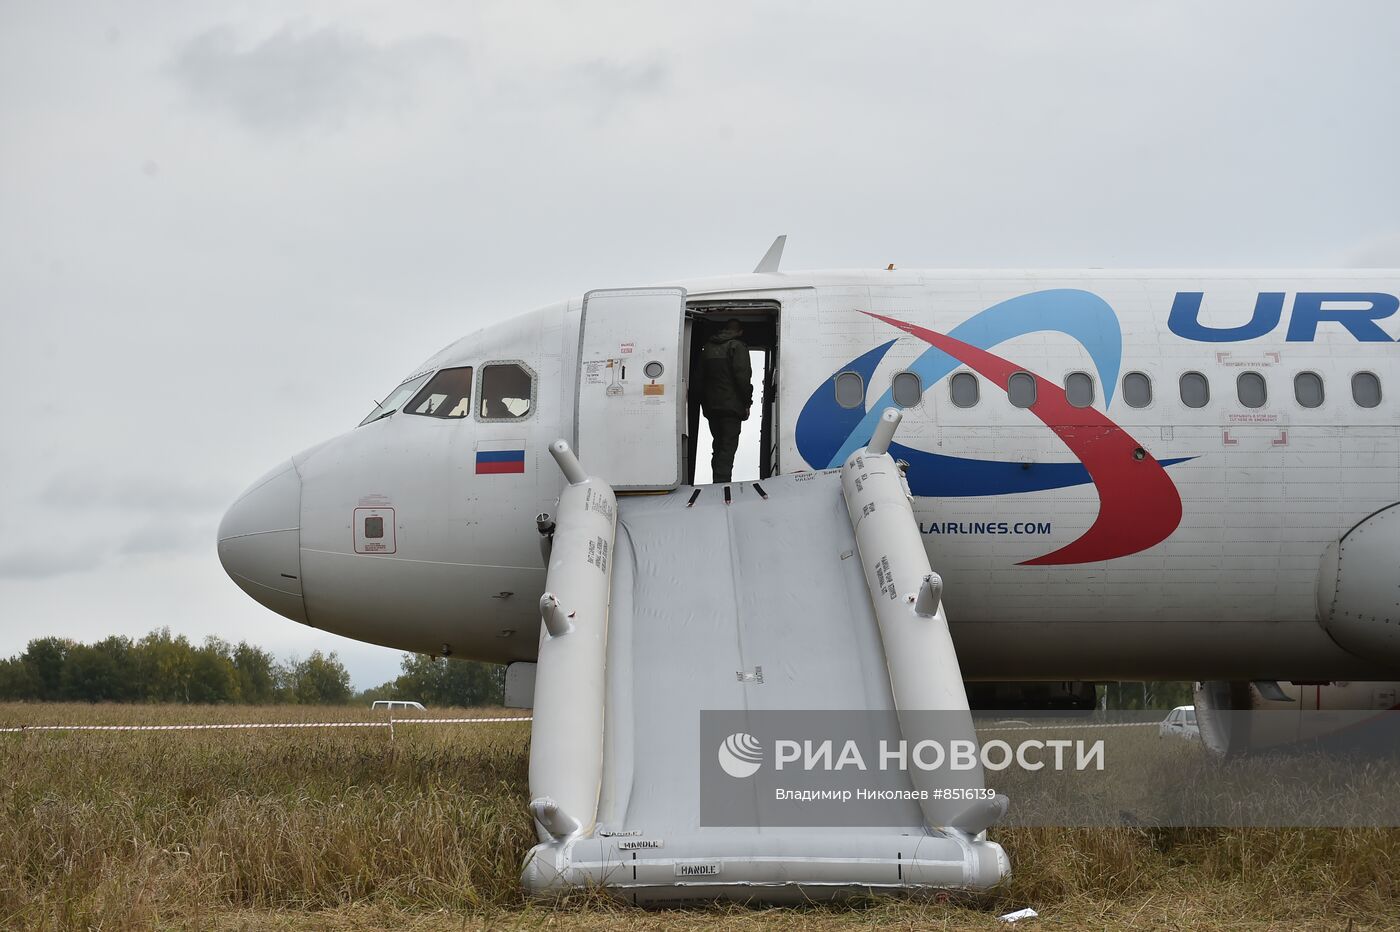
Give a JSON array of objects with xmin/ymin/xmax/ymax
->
[
  {"xmin": 0, "ymin": 716, "xmax": 1158, "ymax": 735},
  {"xmin": 0, "ymin": 715, "xmax": 533, "ymax": 733},
  {"xmin": 976, "ymin": 721, "xmax": 1157, "ymax": 732}
]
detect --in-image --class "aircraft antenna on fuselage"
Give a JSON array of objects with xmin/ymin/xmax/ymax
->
[{"xmin": 753, "ymin": 234, "xmax": 786, "ymax": 274}]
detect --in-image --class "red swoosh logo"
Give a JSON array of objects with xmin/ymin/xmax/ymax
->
[{"xmin": 864, "ymin": 312, "xmax": 1183, "ymax": 565}]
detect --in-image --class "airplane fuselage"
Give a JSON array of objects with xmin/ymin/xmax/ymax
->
[{"xmin": 217, "ymin": 269, "xmax": 1400, "ymax": 681}]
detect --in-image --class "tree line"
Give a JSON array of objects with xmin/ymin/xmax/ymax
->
[
  {"xmin": 0, "ymin": 628, "xmax": 506, "ymax": 707},
  {"xmin": 0, "ymin": 629, "xmax": 1185, "ymax": 713},
  {"xmin": 0, "ymin": 629, "xmax": 352, "ymax": 704},
  {"xmin": 1100, "ymin": 681, "xmax": 1194, "ymax": 710},
  {"xmin": 362, "ymin": 652, "xmax": 506, "ymax": 708}
]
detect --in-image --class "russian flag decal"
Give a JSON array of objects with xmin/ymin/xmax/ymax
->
[{"xmin": 476, "ymin": 441, "xmax": 526, "ymax": 475}]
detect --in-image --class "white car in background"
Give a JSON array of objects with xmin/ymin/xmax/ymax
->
[
  {"xmin": 1159, "ymin": 705, "xmax": 1199, "ymax": 739},
  {"xmin": 371, "ymin": 700, "xmax": 425, "ymax": 711}
]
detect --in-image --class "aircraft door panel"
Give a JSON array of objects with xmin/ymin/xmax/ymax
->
[{"xmin": 574, "ymin": 288, "xmax": 686, "ymax": 490}]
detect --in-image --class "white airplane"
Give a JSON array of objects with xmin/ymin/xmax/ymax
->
[{"xmin": 217, "ymin": 239, "xmax": 1400, "ymax": 728}]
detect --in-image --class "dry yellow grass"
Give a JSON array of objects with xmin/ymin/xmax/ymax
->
[{"xmin": 2, "ymin": 702, "xmax": 1397, "ymax": 930}]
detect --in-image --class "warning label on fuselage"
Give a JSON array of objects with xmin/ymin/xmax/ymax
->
[
  {"xmin": 674, "ymin": 862, "xmax": 722, "ymax": 877},
  {"xmin": 618, "ymin": 838, "xmax": 663, "ymax": 850}
]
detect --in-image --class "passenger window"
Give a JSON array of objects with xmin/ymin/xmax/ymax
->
[
  {"xmin": 1065, "ymin": 372, "xmax": 1094, "ymax": 408},
  {"xmin": 479, "ymin": 363, "xmax": 534, "ymax": 419},
  {"xmin": 1352, "ymin": 371, "xmax": 1382, "ymax": 408},
  {"xmin": 950, "ymin": 372, "xmax": 979, "ymax": 408},
  {"xmin": 891, "ymin": 371, "xmax": 922, "ymax": 408},
  {"xmin": 834, "ymin": 370, "xmax": 864, "ymax": 409},
  {"xmin": 1237, "ymin": 371, "xmax": 1267, "ymax": 408},
  {"xmin": 406, "ymin": 366, "xmax": 473, "ymax": 418},
  {"xmin": 1122, "ymin": 371, "xmax": 1152, "ymax": 408},
  {"xmin": 1007, "ymin": 372, "xmax": 1036, "ymax": 408},
  {"xmin": 1294, "ymin": 372, "xmax": 1324, "ymax": 408},
  {"xmin": 364, "ymin": 516, "xmax": 384, "ymax": 539},
  {"xmin": 1179, "ymin": 371, "xmax": 1210, "ymax": 408}
]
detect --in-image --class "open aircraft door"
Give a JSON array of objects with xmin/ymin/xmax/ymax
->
[{"xmin": 574, "ymin": 288, "xmax": 686, "ymax": 490}]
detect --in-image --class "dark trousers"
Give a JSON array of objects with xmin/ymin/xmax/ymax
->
[{"xmin": 707, "ymin": 414, "xmax": 742, "ymax": 483}]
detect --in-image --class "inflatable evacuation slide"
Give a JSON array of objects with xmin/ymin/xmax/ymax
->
[{"xmin": 523, "ymin": 411, "xmax": 1009, "ymax": 903}]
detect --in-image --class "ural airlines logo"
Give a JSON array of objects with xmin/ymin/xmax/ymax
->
[
  {"xmin": 795, "ymin": 290, "xmax": 1193, "ymax": 566},
  {"xmin": 1168, "ymin": 291, "xmax": 1400, "ymax": 343}
]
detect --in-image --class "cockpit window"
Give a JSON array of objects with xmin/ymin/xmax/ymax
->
[
  {"xmin": 358, "ymin": 373, "xmax": 431, "ymax": 426},
  {"xmin": 479, "ymin": 363, "xmax": 534, "ymax": 420},
  {"xmin": 405, "ymin": 366, "xmax": 474, "ymax": 418}
]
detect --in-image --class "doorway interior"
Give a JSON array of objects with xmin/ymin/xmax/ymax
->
[{"xmin": 684, "ymin": 300, "xmax": 780, "ymax": 485}]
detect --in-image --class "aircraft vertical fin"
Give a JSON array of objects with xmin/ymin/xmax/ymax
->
[{"xmin": 753, "ymin": 235, "xmax": 787, "ymax": 274}]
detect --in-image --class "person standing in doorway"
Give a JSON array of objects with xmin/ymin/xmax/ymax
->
[{"xmin": 700, "ymin": 319, "xmax": 752, "ymax": 483}]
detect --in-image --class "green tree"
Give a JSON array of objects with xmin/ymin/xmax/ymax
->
[
  {"xmin": 232, "ymin": 641, "xmax": 280, "ymax": 704},
  {"xmin": 356, "ymin": 682, "xmax": 395, "ymax": 705},
  {"xmin": 1100, "ymin": 681, "xmax": 1194, "ymax": 711},
  {"xmin": 287, "ymin": 651, "xmax": 352, "ymax": 705},
  {"xmin": 0, "ymin": 657, "xmax": 37, "ymax": 700},
  {"xmin": 96, "ymin": 635, "xmax": 141, "ymax": 700},
  {"xmin": 137, "ymin": 628, "xmax": 198, "ymax": 702},
  {"xmin": 20, "ymin": 637, "xmax": 72, "ymax": 701},
  {"xmin": 60, "ymin": 636, "xmax": 139, "ymax": 702},
  {"xmin": 390, "ymin": 654, "xmax": 505, "ymax": 707},
  {"xmin": 186, "ymin": 637, "xmax": 238, "ymax": 703}
]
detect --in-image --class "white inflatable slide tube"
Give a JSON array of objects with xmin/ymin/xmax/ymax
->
[
  {"xmin": 527, "ymin": 440, "xmax": 616, "ymax": 843},
  {"xmin": 522, "ymin": 428, "xmax": 1007, "ymax": 899},
  {"xmin": 842, "ymin": 409, "xmax": 1006, "ymax": 835}
]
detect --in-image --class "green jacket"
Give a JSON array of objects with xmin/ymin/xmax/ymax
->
[{"xmin": 700, "ymin": 324, "xmax": 753, "ymax": 418}]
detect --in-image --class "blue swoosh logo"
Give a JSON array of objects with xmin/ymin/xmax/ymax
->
[{"xmin": 795, "ymin": 290, "xmax": 1187, "ymax": 500}]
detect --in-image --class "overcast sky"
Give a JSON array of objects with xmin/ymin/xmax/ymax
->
[{"xmin": 3, "ymin": 2, "xmax": 1398, "ymax": 689}]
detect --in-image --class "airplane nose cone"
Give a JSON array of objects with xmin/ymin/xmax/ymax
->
[{"xmin": 217, "ymin": 459, "xmax": 308, "ymax": 623}]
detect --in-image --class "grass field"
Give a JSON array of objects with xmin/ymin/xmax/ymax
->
[{"xmin": 2, "ymin": 703, "xmax": 1398, "ymax": 930}]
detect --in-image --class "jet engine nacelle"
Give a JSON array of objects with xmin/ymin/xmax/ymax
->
[
  {"xmin": 1193, "ymin": 680, "xmax": 1400, "ymax": 755},
  {"xmin": 1316, "ymin": 502, "xmax": 1400, "ymax": 667}
]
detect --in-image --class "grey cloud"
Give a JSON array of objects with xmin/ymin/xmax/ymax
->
[
  {"xmin": 0, "ymin": 516, "xmax": 215, "ymax": 579},
  {"xmin": 41, "ymin": 474, "xmax": 236, "ymax": 514},
  {"xmin": 0, "ymin": 547, "xmax": 101, "ymax": 581},
  {"xmin": 168, "ymin": 25, "xmax": 467, "ymax": 132},
  {"xmin": 120, "ymin": 519, "xmax": 215, "ymax": 557},
  {"xmin": 568, "ymin": 59, "xmax": 668, "ymax": 106},
  {"xmin": 494, "ymin": 57, "xmax": 668, "ymax": 123},
  {"xmin": 1341, "ymin": 233, "xmax": 1400, "ymax": 268}
]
